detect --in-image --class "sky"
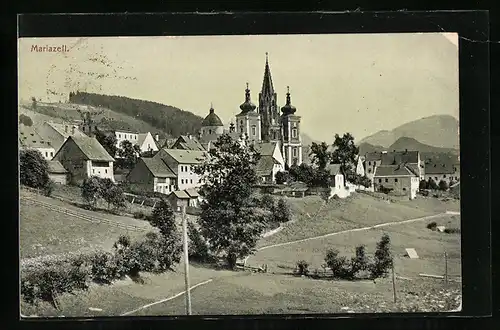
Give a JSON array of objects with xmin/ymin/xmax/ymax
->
[{"xmin": 18, "ymin": 33, "xmax": 459, "ymax": 142}]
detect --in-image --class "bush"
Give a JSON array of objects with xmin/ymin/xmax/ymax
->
[
  {"xmin": 427, "ymin": 222, "xmax": 437, "ymax": 230},
  {"xmin": 324, "ymin": 249, "xmax": 351, "ymax": 279},
  {"xmin": 43, "ymin": 180, "xmax": 55, "ymax": 197},
  {"xmin": 81, "ymin": 176, "xmax": 103, "ymax": 208},
  {"xmin": 444, "ymin": 228, "xmax": 461, "ymax": 234},
  {"xmin": 272, "ymin": 198, "xmax": 292, "ymax": 224},
  {"xmin": 439, "ymin": 180, "xmax": 449, "ymax": 191},
  {"xmin": 260, "ymin": 194, "xmax": 275, "ymax": 211},
  {"xmin": 370, "ymin": 233, "xmax": 393, "ymax": 278},
  {"xmin": 275, "ymin": 171, "xmax": 290, "ymax": 184},
  {"xmin": 419, "ymin": 180, "xmax": 428, "ymax": 190},
  {"xmin": 350, "ymin": 245, "xmax": 370, "ymax": 276},
  {"xmin": 133, "ymin": 211, "xmax": 146, "ymax": 219},
  {"xmin": 89, "ymin": 251, "xmax": 119, "ymax": 284},
  {"xmin": 19, "ymin": 149, "xmax": 51, "ymax": 190},
  {"xmin": 187, "ymin": 221, "xmax": 210, "ymax": 262},
  {"xmin": 427, "ymin": 178, "xmax": 439, "ymax": 190},
  {"xmin": 296, "ymin": 260, "xmax": 309, "ymax": 276}
]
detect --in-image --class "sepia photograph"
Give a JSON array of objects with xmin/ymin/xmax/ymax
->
[{"xmin": 18, "ymin": 33, "xmax": 462, "ymax": 317}]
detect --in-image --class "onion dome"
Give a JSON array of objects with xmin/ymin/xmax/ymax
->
[
  {"xmin": 201, "ymin": 103, "xmax": 224, "ymax": 127},
  {"xmin": 239, "ymin": 83, "xmax": 257, "ymax": 113},
  {"xmin": 281, "ymin": 86, "xmax": 297, "ymax": 115}
]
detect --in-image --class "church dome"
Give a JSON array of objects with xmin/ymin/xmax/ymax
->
[
  {"xmin": 201, "ymin": 105, "xmax": 224, "ymax": 127},
  {"xmin": 239, "ymin": 83, "xmax": 257, "ymax": 113},
  {"xmin": 281, "ymin": 86, "xmax": 297, "ymax": 115}
]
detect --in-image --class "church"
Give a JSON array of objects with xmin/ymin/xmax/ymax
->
[{"xmin": 197, "ymin": 53, "xmax": 304, "ymax": 171}]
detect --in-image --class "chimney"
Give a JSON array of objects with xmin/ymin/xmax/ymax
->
[
  {"xmin": 71, "ymin": 126, "xmax": 75, "ymax": 135},
  {"xmin": 65, "ymin": 125, "xmax": 68, "ymax": 133},
  {"xmin": 405, "ymin": 148, "xmax": 408, "ymax": 153},
  {"xmin": 154, "ymin": 133, "xmax": 159, "ymax": 142}
]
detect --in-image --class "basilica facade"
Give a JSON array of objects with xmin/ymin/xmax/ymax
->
[{"xmin": 199, "ymin": 53, "xmax": 303, "ymax": 168}]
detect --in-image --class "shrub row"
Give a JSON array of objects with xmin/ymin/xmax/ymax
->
[
  {"xmin": 296, "ymin": 234, "xmax": 393, "ymax": 280},
  {"xmin": 20, "ymin": 232, "xmax": 182, "ymax": 309}
]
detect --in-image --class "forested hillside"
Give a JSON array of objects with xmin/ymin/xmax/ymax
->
[{"xmin": 69, "ymin": 92, "xmax": 204, "ymax": 137}]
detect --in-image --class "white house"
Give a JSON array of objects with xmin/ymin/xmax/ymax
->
[
  {"xmin": 126, "ymin": 157, "xmax": 178, "ymax": 195},
  {"xmin": 326, "ymin": 163, "xmax": 351, "ymax": 199},
  {"xmin": 36, "ymin": 121, "xmax": 87, "ymax": 152},
  {"xmin": 53, "ymin": 136, "xmax": 115, "ymax": 185},
  {"xmin": 253, "ymin": 142, "xmax": 286, "ymax": 183},
  {"xmin": 153, "ymin": 148, "xmax": 207, "ymax": 190},
  {"xmin": 18, "ymin": 125, "xmax": 56, "ymax": 160}
]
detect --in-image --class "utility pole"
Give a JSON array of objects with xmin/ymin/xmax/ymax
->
[
  {"xmin": 391, "ymin": 259, "xmax": 397, "ymax": 303},
  {"xmin": 182, "ymin": 204, "xmax": 192, "ymax": 315},
  {"xmin": 444, "ymin": 251, "xmax": 448, "ymax": 289}
]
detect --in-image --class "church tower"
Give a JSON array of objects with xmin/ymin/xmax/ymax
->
[
  {"xmin": 280, "ymin": 86, "xmax": 302, "ymax": 167},
  {"xmin": 236, "ymin": 83, "xmax": 261, "ymax": 144},
  {"xmin": 258, "ymin": 53, "xmax": 281, "ymax": 142}
]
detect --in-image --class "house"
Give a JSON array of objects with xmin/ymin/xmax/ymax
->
[
  {"xmin": 326, "ymin": 163, "xmax": 351, "ymax": 198},
  {"xmin": 253, "ymin": 142, "xmax": 286, "ymax": 183},
  {"xmin": 53, "ymin": 136, "xmax": 115, "ymax": 185},
  {"xmin": 126, "ymin": 157, "xmax": 177, "ymax": 195},
  {"xmin": 373, "ymin": 164, "xmax": 419, "ymax": 199},
  {"xmin": 115, "ymin": 130, "xmax": 139, "ymax": 150},
  {"xmin": 47, "ymin": 160, "xmax": 69, "ymax": 184},
  {"xmin": 424, "ymin": 160, "xmax": 460, "ymax": 184},
  {"xmin": 36, "ymin": 121, "xmax": 87, "ymax": 152},
  {"xmin": 355, "ymin": 155, "xmax": 365, "ymax": 176},
  {"xmin": 167, "ymin": 189, "xmax": 200, "ymax": 212},
  {"xmin": 18, "ymin": 126, "xmax": 56, "ymax": 160},
  {"xmin": 153, "ymin": 148, "xmax": 207, "ymax": 190},
  {"xmin": 279, "ymin": 181, "xmax": 309, "ymax": 198},
  {"xmin": 136, "ymin": 132, "xmax": 159, "ymax": 154},
  {"xmin": 364, "ymin": 150, "xmax": 425, "ymax": 183},
  {"xmin": 171, "ymin": 135, "xmax": 206, "ymax": 151}
]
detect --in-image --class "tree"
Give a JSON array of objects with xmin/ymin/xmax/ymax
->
[
  {"xmin": 419, "ymin": 180, "xmax": 428, "ymax": 190},
  {"xmin": 331, "ymin": 133, "xmax": 359, "ymax": 177},
  {"xmin": 19, "ymin": 114, "xmax": 33, "ymax": 127},
  {"xmin": 102, "ymin": 184, "xmax": 126, "ymax": 210},
  {"xmin": 289, "ymin": 163, "xmax": 315, "ymax": 184},
  {"xmin": 118, "ymin": 140, "xmax": 141, "ymax": 169},
  {"xmin": 148, "ymin": 199, "xmax": 176, "ymax": 238},
  {"xmin": 260, "ymin": 194, "xmax": 275, "ymax": 211},
  {"xmin": 275, "ymin": 171, "xmax": 289, "ymax": 184},
  {"xmin": 95, "ymin": 129, "xmax": 118, "ymax": 159},
  {"xmin": 193, "ymin": 134, "xmax": 266, "ymax": 269},
  {"xmin": 438, "ymin": 180, "xmax": 449, "ymax": 191},
  {"xmin": 370, "ymin": 233, "xmax": 393, "ymax": 278},
  {"xmin": 19, "ymin": 149, "xmax": 50, "ymax": 189},
  {"xmin": 310, "ymin": 142, "xmax": 331, "ymax": 170},
  {"xmin": 427, "ymin": 177, "xmax": 439, "ymax": 190},
  {"xmin": 272, "ymin": 198, "xmax": 292, "ymax": 224},
  {"xmin": 81, "ymin": 176, "xmax": 103, "ymax": 208},
  {"xmin": 31, "ymin": 97, "xmax": 37, "ymax": 109}
]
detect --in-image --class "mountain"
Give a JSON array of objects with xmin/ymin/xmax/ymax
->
[
  {"xmin": 359, "ymin": 115, "xmax": 459, "ymax": 149},
  {"xmin": 301, "ymin": 133, "xmax": 318, "ymax": 147},
  {"xmin": 358, "ymin": 142, "xmax": 385, "ymax": 155},
  {"xmin": 69, "ymin": 92, "xmax": 204, "ymax": 137}
]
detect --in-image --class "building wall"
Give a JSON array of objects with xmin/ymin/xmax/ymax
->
[
  {"xmin": 236, "ymin": 114, "xmax": 261, "ymax": 143},
  {"xmin": 168, "ymin": 196, "xmax": 189, "ymax": 212},
  {"xmin": 281, "ymin": 115, "xmax": 302, "ymax": 166},
  {"xmin": 90, "ymin": 161, "xmax": 114, "ymax": 181},
  {"xmin": 374, "ymin": 175, "xmax": 419, "ymax": 199},
  {"xmin": 115, "ymin": 131, "xmax": 139, "ymax": 148},
  {"xmin": 49, "ymin": 173, "xmax": 68, "ymax": 185},
  {"xmin": 177, "ymin": 164, "xmax": 202, "ymax": 190},
  {"xmin": 153, "ymin": 177, "xmax": 177, "ymax": 195},
  {"xmin": 201, "ymin": 126, "xmax": 224, "ymax": 136},
  {"xmin": 54, "ymin": 139, "xmax": 90, "ymax": 185},
  {"xmin": 139, "ymin": 133, "xmax": 160, "ymax": 153},
  {"xmin": 24, "ymin": 147, "xmax": 56, "ymax": 160},
  {"xmin": 424, "ymin": 173, "xmax": 460, "ymax": 184}
]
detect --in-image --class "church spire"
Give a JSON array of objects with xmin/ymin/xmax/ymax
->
[
  {"xmin": 281, "ymin": 86, "xmax": 297, "ymax": 115},
  {"xmin": 261, "ymin": 52, "xmax": 274, "ymax": 97},
  {"xmin": 239, "ymin": 82, "xmax": 256, "ymax": 113}
]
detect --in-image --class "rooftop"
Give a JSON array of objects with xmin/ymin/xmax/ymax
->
[
  {"xmin": 162, "ymin": 148, "xmax": 207, "ymax": 164},
  {"xmin": 67, "ymin": 136, "xmax": 115, "ymax": 162},
  {"xmin": 47, "ymin": 160, "xmax": 68, "ymax": 173},
  {"xmin": 141, "ymin": 157, "xmax": 176, "ymax": 178},
  {"xmin": 374, "ymin": 165, "xmax": 417, "ymax": 177},
  {"xmin": 19, "ymin": 126, "xmax": 53, "ymax": 149}
]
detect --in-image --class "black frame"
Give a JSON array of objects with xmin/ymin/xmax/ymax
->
[{"xmin": 14, "ymin": 11, "xmax": 491, "ymax": 330}]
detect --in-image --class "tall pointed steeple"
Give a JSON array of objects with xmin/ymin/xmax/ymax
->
[{"xmin": 261, "ymin": 52, "xmax": 275, "ymax": 97}]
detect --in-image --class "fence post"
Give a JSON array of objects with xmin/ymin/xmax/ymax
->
[
  {"xmin": 391, "ymin": 259, "xmax": 397, "ymax": 303},
  {"xmin": 182, "ymin": 204, "xmax": 192, "ymax": 315}
]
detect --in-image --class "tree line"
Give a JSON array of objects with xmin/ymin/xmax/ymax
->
[{"xmin": 69, "ymin": 91, "xmax": 204, "ymax": 137}]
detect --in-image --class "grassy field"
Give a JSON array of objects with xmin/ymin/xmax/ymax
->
[
  {"xmin": 20, "ymin": 190, "xmax": 461, "ymax": 316},
  {"xmin": 259, "ymin": 194, "xmax": 459, "ymax": 247},
  {"xmin": 20, "ymin": 190, "xmax": 152, "ymax": 259}
]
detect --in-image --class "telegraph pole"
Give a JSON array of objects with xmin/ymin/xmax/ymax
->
[
  {"xmin": 182, "ymin": 204, "xmax": 192, "ymax": 315},
  {"xmin": 391, "ymin": 259, "xmax": 397, "ymax": 303},
  {"xmin": 444, "ymin": 251, "xmax": 448, "ymax": 289}
]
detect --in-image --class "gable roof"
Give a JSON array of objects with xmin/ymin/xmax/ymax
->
[
  {"xmin": 185, "ymin": 188, "xmax": 199, "ymax": 198},
  {"xmin": 137, "ymin": 133, "xmax": 149, "ymax": 147},
  {"xmin": 254, "ymin": 142, "xmax": 277, "ymax": 156},
  {"xmin": 65, "ymin": 136, "xmax": 115, "ymax": 162},
  {"xmin": 46, "ymin": 122, "xmax": 86, "ymax": 138},
  {"xmin": 381, "ymin": 151, "xmax": 420, "ymax": 165},
  {"xmin": 155, "ymin": 137, "xmax": 168, "ymax": 149},
  {"xmin": 162, "ymin": 148, "xmax": 206, "ymax": 164},
  {"xmin": 141, "ymin": 157, "xmax": 176, "ymax": 178},
  {"xmin": 171, "ymin": 190, "xmax": 190, "ymax": 199},
  {"xmin": 173, "ymin": 135, "xmax": 206, "ymax": 151},
  {"xmin": 326, "ymin": 163, "xmax": 342, "ymax": 176},
  {"xmin": 47, "ymin": 160, "xmax": 68, "ymax": 173},
  {"xmin": 255, "ymin": 155, "xmax": 276, "ymax": 176},
  {"xmin": 374, "ymin": 165, "xmax": 417, "ymax": 177},
  {"xmin": 425, "ymin": 162, "xmax": 457, "ymax": 174},
  {"xmin": 19, "ymin": 126, "xmax": 54, "ymax": 149}
]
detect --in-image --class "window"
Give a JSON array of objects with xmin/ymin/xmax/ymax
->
[
  {"xmin": 292, "ymin": 148, "xmax": 297, "ymax": 157},
  {"xmin": 50, "ymin": 152, "xmax": 53, "ymax": 157},
  {"xmin": 443, "ymin": 174, "xmax": 447, "ymax": 178},
  {"xmin": 403, "ymin": 188, "xmax": 406, "ymax": 191},
  {"xmin": 435, "ymin": 177, "xmax": 438, "ymax": 181},
  {"xmin": 378, "ymin": 179, "xmax": 382, "ymax": 183},
  {"xmin": 190, "ymin": 179, "xmax": 193, "ymax": 184},
  {"xmin": 273, "ymin": 131, "xmax": 277, "ymax": 140},
  {"xmin": 240, "ymin": 127, "xmax": 244, "ymax": 134},
  {"xmin": 395, "ymin": 178, "xmax": 398, "ymax": 182},
  {"xmin": 181, "ymin": 179, "xmax": 184, "ymax": 184},
  {"xmin": 209, "ymin": 129, "xmax": 212, "ymax": 134},
  {"xmin": 118, "ymin": 134, "xmax": 121, "ymax": 138},
  {"xmin": 252, "ymin": 126, "xmax": 256, "ymax": 136},
  {"xmin": 368, "ymin": 161, "xmax": 371, "ymax": 166},
  {"xmin": 45, "ymin": 152, "xmax": 48, "ymax": 157},
  {"xmin": 292, "ymin": 128, "xmax": 298, "ymax": 138},
  {"xmin": 105, "ymin": 169, "xmax": 107, "ymax": 174},
  {"xmin": 368, "ymin": 169, "xmax": 372, "ymax": 173},
  {"xmin": 92, "ymin": 169, "xmax": 95, "ymax": 174},
  {"xmin": 385, "ymin": 178, "xmax": 388, "ymax": 183}
]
